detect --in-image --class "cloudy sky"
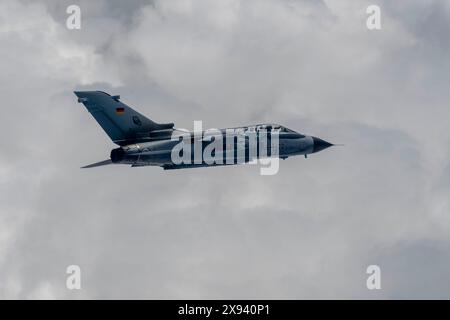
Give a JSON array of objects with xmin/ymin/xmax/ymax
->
[{"xmin": 1, "ymin": 0, "xmax": 450, "ymax": 299}]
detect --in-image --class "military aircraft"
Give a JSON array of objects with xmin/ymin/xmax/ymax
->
[{"xmin": 74, "ymin": 91, "xmax": 335, "ymax": 170}]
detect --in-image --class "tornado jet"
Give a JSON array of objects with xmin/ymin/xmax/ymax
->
[{"xmin": 74, "ymin": 91, "xmax": 335, "ymax": 170}]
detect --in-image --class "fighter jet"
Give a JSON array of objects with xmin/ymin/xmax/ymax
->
[{"xmin": 74, "ymin": 91, "xmax": 334, "ymax": 170}]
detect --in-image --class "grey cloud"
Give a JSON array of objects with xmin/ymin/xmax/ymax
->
[{"xmin": 0, "ymin": 0, "xmax": 450, "ymax": 299}]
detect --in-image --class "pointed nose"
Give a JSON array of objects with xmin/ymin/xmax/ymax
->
[{"xmin": 312, "ymin": 137, "xmax": 333, "ymax": 153}]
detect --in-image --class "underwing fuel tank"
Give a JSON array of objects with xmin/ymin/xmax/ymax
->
[{"xmin": 110, "ymin": 140, "xmax": 181, "ymax": 164}]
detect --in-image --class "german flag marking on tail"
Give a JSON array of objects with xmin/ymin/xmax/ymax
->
[{"xmin": 115, "ymin": 107, "xmax": 125, "ymax": 115}]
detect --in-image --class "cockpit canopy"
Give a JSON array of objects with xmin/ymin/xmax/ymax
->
[{"xmin": 254, "ymin": 123, "xmax": 298, "ymax": 133}]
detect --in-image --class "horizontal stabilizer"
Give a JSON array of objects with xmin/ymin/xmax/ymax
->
[{"xmin": 81, "ymin": 159, "xmax": 113, "ymax": 169}]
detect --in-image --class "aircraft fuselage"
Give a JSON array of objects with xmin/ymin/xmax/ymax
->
[
  {"xmin": 74, "ymin": 91, "xmax": 334, "ymax": 170},
  {"xmin": 109, "ymin": 124, "xmax": 332, "ymax": 170}
]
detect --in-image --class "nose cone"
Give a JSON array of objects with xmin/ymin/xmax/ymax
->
[{"xmin": 312, "ymin": 137, "xmax": 333, "ymax": 153}]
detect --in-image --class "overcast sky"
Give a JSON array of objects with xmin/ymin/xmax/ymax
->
[{"xmin": 1, "ymin": 0, "xmax": 450, "ymax": 299}]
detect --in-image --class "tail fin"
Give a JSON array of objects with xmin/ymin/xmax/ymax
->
[{"xmin": 74, "ymin": 91, "xmax": 174, "ymax": 145}]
